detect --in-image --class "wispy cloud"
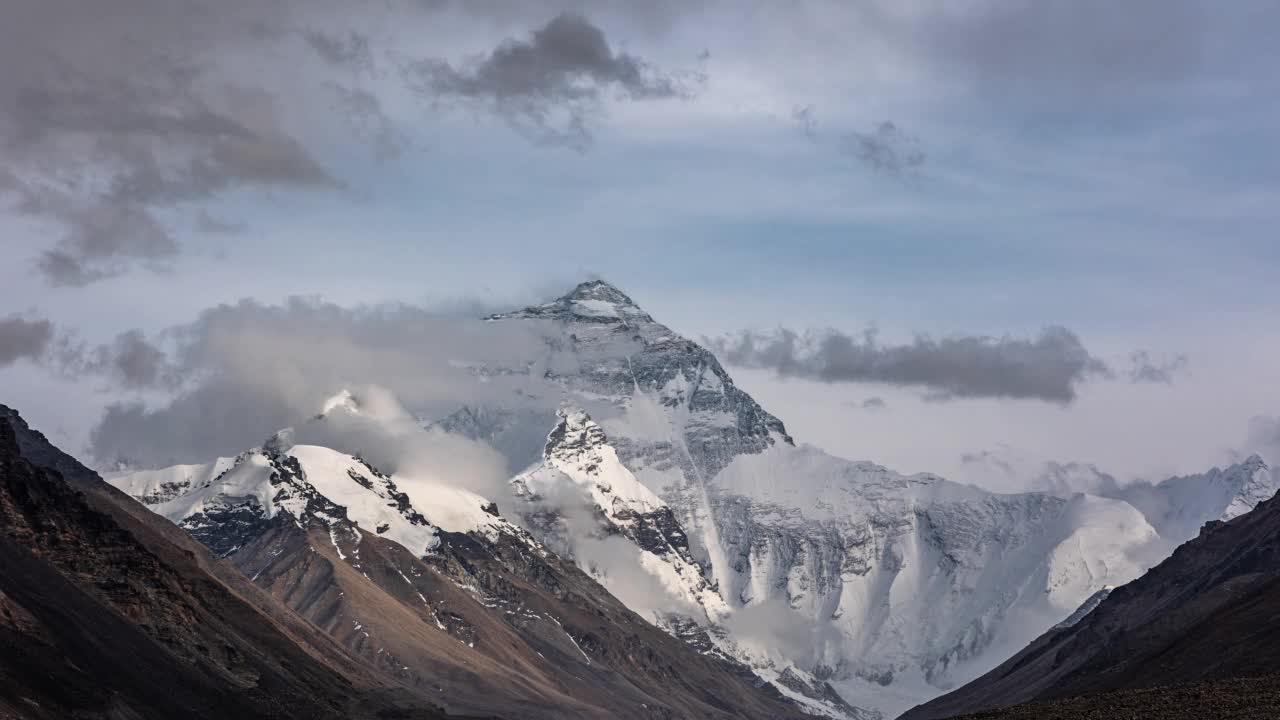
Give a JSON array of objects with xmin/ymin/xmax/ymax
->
[
  {"xmin": 847, "ymin": 121, "xmax": 926, "ymax": 179},
  {"xmin": 1127, "ymin": 351, "xmax": 1189, "ymax": 385},
  {"xmin": 84, "ymin": 297, "xmax": 568, "ymax": 467}
]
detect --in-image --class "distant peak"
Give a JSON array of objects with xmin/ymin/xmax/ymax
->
[
  {"xmin": 320, "ymin": 389, "xmax": 359, "ymax": 416},
  {"xmin": 490, "ymin": 278, "xmax": 656, "ymax": 325},
  {"xmin": 559, "ymin": 279, "xmax": 638, "ymax": 307},
  {"xmin": 1241, "ymin": 453, "xmax": 1269, "ymax": 470}
]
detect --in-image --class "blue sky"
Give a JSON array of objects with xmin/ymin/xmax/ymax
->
[{"xmin": 2, "ymin": 0, "xmax": 1278, "ymax": 484}]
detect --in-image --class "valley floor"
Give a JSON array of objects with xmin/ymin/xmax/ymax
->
[{"xmin": 947, "ymin": 674, "xmax": 1280, "ymax": 720}]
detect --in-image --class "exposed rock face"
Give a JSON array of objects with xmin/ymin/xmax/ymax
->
[
  {"xmin": 0, "ymin": 404, "xmax": 450, "ymax": 720},
  {"xmin": 489, "ymin": 279, "xmax": 793, "ymax": 565},
  {"xmin": 106, "ymin": 404, "xmax": 812, "ymax": 720},
  {"xmin": 902, "ymin": 457, "xmax": 1280, "ymax": 720},
  {"xmin": 1106, "ymin": 454, "xmax": 1279, "ymax": 541},
  {"xmin": 477, "ymin": 281, "xmax": 1279, "ymax": 719}
]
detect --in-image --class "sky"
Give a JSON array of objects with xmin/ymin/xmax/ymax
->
[{"xmin": 2, "ymin": 0, "xmax": 1279, "ymax": 488}]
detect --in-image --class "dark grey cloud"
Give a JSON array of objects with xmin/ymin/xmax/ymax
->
[
  {"xmin": 88, "ymin": 330, "xmax": 175, "ymax": 390},
  {"xmin": 1127, "ymin": 351, "xmax": 1189, "ymax": 385},
  {"xmin": 405, "ymin": 12, "xmax": 698, "ymax": 149},
  {"xmin": 0, "ymin": 315, "xmax": 54, "ymax": 366},
  {"xmin": 304, "ymin": 30, "xmax": 374, "ymax": 71},
  {"xmin": 847, "ymin": 122, "xmax": 925, "ymax": 179},
  {"xmin": 847, "ymin": 396, "xmax": 887, "ymax": 411},
  {"xmin": 1, "ymin": 318, "xmax": 177, "ymax": 389},
  {"xmin": 712, "ymin": 326, "xmax": 1110, "ymax": 404},
  {"xmin": 86, "ymin": 297, "xmax": 568, "ymax": 467},
  {"xmin": 21, "ymin": 196, "xmax": 180, "ymax": 287}
]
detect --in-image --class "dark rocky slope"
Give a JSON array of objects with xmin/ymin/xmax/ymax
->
[
  {"xmin": 946, "ymin": 674, "xmax": 1280, "ymax": 720},
  {"xmin": 2, "ymin": 403, "xmax": 808, "ymax": 719},
  {"xmin": 228, "ymin": 517, "xmax": 808, "ymax": 719},
  {"xmin": 0, "ymin": 404, "xmax": 457, "ymax": 720},
  {"xmin": 901, "ymin": 469, "xmax": 1280, "ymax": 719}
]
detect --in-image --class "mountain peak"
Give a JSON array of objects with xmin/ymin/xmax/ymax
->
[
  {"xmin": 490, "ymin": 279, "xmax": 657, "ymax": 325},
  {"xmin": 559, "ymin": 279, "xmax": 639, "ymax": 307},
  {"xmin": 544, "ymin": 406, "xmax": 609, "ymax": 463},
  {"xmin": 1241, "ymin": 453, "xmax": 1269, "ymax": 471},
  {"xmin": 1221, "ymin": 453, "xmax": 1277, "ymax": 521}
]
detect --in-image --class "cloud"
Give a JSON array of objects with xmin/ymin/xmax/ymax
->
[
  {"xmin": 507, "ymin": 464, "xmax": 700, "ymax": 618},
  {"xmin": 303, "ymin": 30, "xmax": 374, "ymax": 71},
  {"xmin": 85, "ymin": 297, "xmax": 568, "ymax": 467},
  {"xmin": 960, "ymin": 447, "xmax": 1127, "ymax": 496},
  {"xmin": 1127, "ymin": 351, "xmax": 1189, "ymax": 385},
  {"xmin": 86, "ymin": 330, "xmax": 175, "ymax": 390},
  {"xmin": 789, "ymin": 107, "xmax": 924, "ymax": 182},
  {"xmin": 722, "ymin": 598, "xmax": 844, "ymax": 669},
  {"xmin": 791, "ymin": 104, "xmax": 818, "ymax": 140},
  {"xmin": 404, "ymin": 12, "xmax": 698, "ymax": 149},
  {"xmin": 847, "ymin": 396, "xmax": 888, "ymax": 411},
  {"xmin": 329, "ymin": 84, "xmax": 411, "ymax": 161},
  {"xmin": 960, "ymin": 449, "xmax": 1016, "ymax": 478},
  {"xmin": 912, "ymin": 0, "xmax": 1212, "ymax": 104},
  {"xmin": 0, "ymin": 0, "xmax": 355, "ymax": 286},
  {"xmin": 847, "ymin": 122, "xmax": 925, "ymax": 179},
  {"xmin": 0, "ymin": 315, "xmax": 178, "ymax": 389},
  {"xmin": 288, "ymin": 387, "xmax": 516, "ymax": 506},
  {"xmin": 23, "ymin": 197, "xmax": 180, "ymax": 287},
  {"xmin": 194, "ymin": 210, "xmax": 247, "ymax": 235},
  {"xmin": 0, "ymin": 3, "xmax": 713, "ymax": 284},
  {"xmin": 0, "ymin": 315, "xmax": 54, "ymax": 366},
  {"xmin": 712, "ymin": 326, "xmax": 1110, "ymax": 404},
  {"xmin": 1243, "ymin": 415, "xmax": 1280, "ymax": 463}
]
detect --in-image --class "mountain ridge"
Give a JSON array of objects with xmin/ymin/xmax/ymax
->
[
  {"xmin": 104, "ymin": 398, "xmax": 813, "ymax": 719},
  {"xmin": 104, "ymin": 280, "xmax": 1280, "ymax": 719},
  {"xmin": 900, "ymin": 460, "xmax": 1280, "ymax": 719},
  {"xmin": 0, "ymin": 403, "xmax": 458, "ymax": 720}
]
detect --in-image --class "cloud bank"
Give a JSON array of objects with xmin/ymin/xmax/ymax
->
[
  {"xmin": 85, "ymin": 297, "xmax": 568, "ymax": 467},
  {"xmin": 712, "ymin": 326, "xmax": 1110, "ymax": 404}
]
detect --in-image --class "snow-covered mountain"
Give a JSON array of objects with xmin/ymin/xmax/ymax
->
[
  {"xmin": 1108, "ymin": 455, "xmax": 1276, "ymax": 542},
  {"xmin": 107, "ymin": 280, "xmax": 1280, "ymax": 720},
  {"xmin": 1002, "ymin": 455, "xmax": 1278, "ymax": 547},
  {"xmin": 108, "ymin": 420, "xmax": 510, "ymax": 560},
  {"xmin": 106, "ymin": 394, "xmax": 814, "ymax": 720},
  {"xmin": 475, "ymin": 281, "xmax": 1277, "ymax": 718},
  {"xmin": 510, "ymin": 408, "xmax": 730, "ymax": 620}
]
